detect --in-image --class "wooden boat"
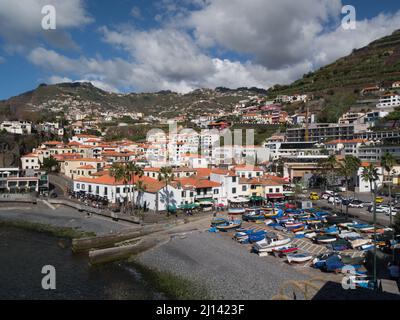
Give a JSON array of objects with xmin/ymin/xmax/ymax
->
[
  {"xmin": 243, "ymin": 213, "xmax": 265, "ymax": 221},
  {"xmin": 253, "ymin": 235, "xmax": 291, "ymax": 253},
  {"xmin": 315, "ymin": 234, "xmax": 337, "ymax": 244},
  {"xmin": 291, "ymin": 225, "xmax": 305, "ymax": 233},
  {"xmin": 349, "ymin": 238, "xmax": 371, "ymax": 249},
  {"xmin": 340, "ymin": 255, "xmax": 365, "ymax": 265},
  {"xmin": 216, "ymin": 222, "xmax": 242, "ymax": 232},
  {"xmin": 272, "ymin": 246, "xmax": 299, "ymax": 257},
  {"xmin": 287, "ymin": 253, "xmax": 313, "ymax": 264},
  {"xmin": 228, "ymin": 208, "xmax": 246, "ymax": 215},
  {"xmin": 211, "ymin": 218, "xmax": 228, "ymax": 226}
]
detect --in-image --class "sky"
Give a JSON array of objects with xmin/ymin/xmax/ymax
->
[{"xmin": 0, "ymin": 0, "xmax": 399, "ymax": 99}]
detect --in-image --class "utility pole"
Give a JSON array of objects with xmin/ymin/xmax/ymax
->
[{"xmin": 373, "ymin": 180, "xmax": 378, "ymax": 290}]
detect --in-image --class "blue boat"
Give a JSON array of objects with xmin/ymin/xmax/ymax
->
[{"xmin": 243, "ymin": 213, "xmax": 265, "ymax": 221}]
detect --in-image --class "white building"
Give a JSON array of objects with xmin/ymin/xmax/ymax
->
[
  {"xmin": 0, "ymin": 121, "xmax": 32, "ymax": 135},
  {"xmin": 355, "ymin": 164, "xmax": 383, "ymax": 193},
  {"xmin": 21, "ymin": 153, "xmax": 40, "ymax": 170},
  {"xmin": 377, "ymin": 93, "xmax": 400, "ymax": 109}
]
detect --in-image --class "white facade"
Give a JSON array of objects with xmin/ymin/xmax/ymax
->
[
  {"xmin": 355, "ymin": 166, "xmax": 383, "ymax": 193},
  {"xmin": 21, "ymin": 154, "xmax": 40, "ymax": 170},
  {"xmin": 377, "ymin": 93, "xmax": 400, "ymax": 108},
  {"xmin": 0, "ymin": 121, "xmax": 32, "ymax": 134}
]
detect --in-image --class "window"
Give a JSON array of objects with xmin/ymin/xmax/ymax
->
[
  {"xmin": 269, "ymin": 188, "xmax": 273, "ymax": 193},
  {"xmin": 116, "ymin": 187, "xmax": 120, "ymax": 193},
  {"xmin": 96, "ymin": 186, "xmax": 99, "ymax": 194},
  {"xmin": 232, "ymin": 177, "xmax": 237, "ymax": 183},
  {"xmin": 76, "ymin": 183, "xmax": 80, "ymax": 189},
  {"xmin": 275, "ymin": 188, "xmax": 280, "ymax": 193},
  {"xmin": 104, "ymin": 187, "xmax": 108, "ymax": 196},
  {"xmin": 232, "ymin": 187, "xmax": 236, "ymax": 194},
  {"xmin": 88, "ymin": 185, "xmax": 92, "ymax": 193},
  {"xmin": 214, "ymin": 189, "xmax": 219, "ymax": 194},
  {"xmin": 242, "ymin": 186, "xmax": 246, "ymax": 191},
  {"xmin": 182, "ymin": 191, "xmax": 186, "ymax": 197},
  {"xmin": 251, "ymin": 185, "xmax": 256, "ymax": 190},
  {"xmin": 190, "ymin": 192, "xmax": 193, "ymax": 197}
]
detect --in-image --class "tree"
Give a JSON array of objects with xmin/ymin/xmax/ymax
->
[
  {"xmin": 109, "ymin": 163, "xmax": 128, "ymax": 213},
  {"xmin": 337, "ymin": 155, "xmax": 361, "ymax": 218},
  {"xmin": 381, "ymin": 152, "xmax": 396, "ymax": 225},
  {"xmin": 126, "ymin": 162, "xmax": 144, "ymax": 212},
  {"xmin": 361, "ymin": 163, "xmax": 380, "ymax": 288},
  {"xmin": 42, "ymin": 156, "xmax": 58, "ymax": 173},
  {"xmin": 318, "ymin": 155, "xmax": 338, "ymax": 210},
  {"xmin": 381, "ymin": 152, "xmax": 397, "ymax": 261},
  {"xmin": 158, "ymin": 167, "xmax": 174, "ymax": 215}
]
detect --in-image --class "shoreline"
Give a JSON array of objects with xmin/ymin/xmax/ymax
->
[{"xmin": 0, "ymin": 202, "xmax": 215, "ymax": 300}]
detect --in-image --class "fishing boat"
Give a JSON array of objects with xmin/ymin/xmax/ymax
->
[
  {"xmin": 272, "ymin": 246, "xmax": 299, "ymax": 257},
  {"xmin": 322, "ymin": 225, "xmax": 339, "ymax": 235},
  {"xmin": 265, "ymin": 219, "xmax": 274, "ymax": 225},
  {"xmin": 291, "ymin": 225, "xmax": 306, "ymax": 233},
  {"xmin": 287, "ymin": 253, "xmax": 313, "ymax": 264},
  {"xmin": 253, "ymin": 235, "xmax": 292, "ymax": 254},
  {"xmin": 243, "ymin": 212, "xmax": 265, "ymax": 222},
  {"xmin": 234, "ymin": 228, "xmax": 256, "ymax": 239},
  {"xmin": 237, "ymin": 230, "xmax": 266, "ymax": 243},
  {"xmin": 349, "ymin": 238, "xmax": 371, "ymax": 249},
  {"xmin": 314, "ymin": 234, "xmax": 337, "ymax": 244},
  {"xmin": 327, "ymin": 215, "xmax": 350, "ymax": 225},
  {"xmin": 340, "ymin": 255, "xmax": 365, "ymax": 265},
  {"xmin": 211, "ymin": 218, "xmax": 228, "ymax": 226},
  {"xmin": 216, "ymin": 221, "xmax": 242, "ymax": 231},
  {"xmin": 304, "ymin": 231, "xmax": 318, "ymax": 239},
  {"xmin": 228, "ymin": 208, "xmax": 246, "ymax": 215}
]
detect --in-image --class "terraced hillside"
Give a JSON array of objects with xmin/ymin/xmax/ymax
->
[{"xmin": 269, "ymin": 30, "xmax": 400, "ymax": 97}]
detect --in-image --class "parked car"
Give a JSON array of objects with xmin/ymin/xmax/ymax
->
[
  {"xmin": 309, "ymin": 192, "xmax": 320, "ymax": 200},
  {"xmin": 328, "ymin": 196, "xmax": 342, "ymax": 204},
  {"xmin": 348, "ymin": 200, "xmax": 364, "ymax": 208},
  {"xmin": 375, "ymin": 197, "xmax": 384, "ymax": 204}
]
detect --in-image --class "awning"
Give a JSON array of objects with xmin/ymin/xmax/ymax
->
[
  {"xmin": 250, "ymin": 196, "xmax": 266, "ymax": 201},
  {"xmin": 267, "ymin": 193, "xmax": 285, "ymax": 199},
  {"xmin": 230, "ymin": 197, "xmax": 250, "ymax": 203},
  {"xmin": 197, "ymin": 198, "xmax": 214, "ymax": 202},
  {"xmin": 283, "ymin": 191, "xmax": 295, "ymax": 196}
]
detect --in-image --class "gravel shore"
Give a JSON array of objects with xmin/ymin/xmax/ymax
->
[
  {"xmin": 137, "ymin": 230, "xmax": 311, "ymax": 299},
  {"xmin": 0, "ymin": 203, "xmax": 134, "ymax": 236}
]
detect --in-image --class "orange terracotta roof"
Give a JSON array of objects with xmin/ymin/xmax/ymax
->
[
  {"xmin": 195, "ymin": 168, "xmax": 212, "ymax": 177},
  {"xmin": 176, "ymin": 177, "xmax": 221, "ymax": 189},
  {"xmin": 66, "ymin": 158, "xmax": 103, "ymax": 162},
  {"xmin": 77, "ymin": 165, "xmax": 95, "ymax": 170},
  {"xmin": 75, "ymin": 134, "xmax": 98, "ymax": 138},
  {"xmin": 22, "ymin": 153, "xmax": 38, "ymax": 157},
  {"xmin": 211, "ymin": 168, "xmax": 237, "ymax": 176},
  {"xmin": 43, "ymin": 140, "xmax": 63, "ymax": 145}
]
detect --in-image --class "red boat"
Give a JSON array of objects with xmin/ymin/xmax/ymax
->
[{"xmin": 272, "ymin": 247, "xmax": 299, "ymax": 257}]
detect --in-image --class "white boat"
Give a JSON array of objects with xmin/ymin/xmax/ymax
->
[
  {"xmin": 304, "ymin": 231, "xmax": 317, "ymax": 239},
  {"xmin": 287, "ymin": 253, "xmax": 313, "ymax": 264},
  {"xmin": 253, "ymin": 236, "xmax": 291, "ymax": 253},
  {"xmin": 349, "ymin": 238, "xmax": 371, "ymax": 249},
  {"xmin": 228, "ymin": 208, "xmax": 246, "ymax": 215},
  {"xmin": 338, "ymin": 231, "xmax": 360, "ymax": 239},
  {"xmin": 265, "ymin": 219, "xmax": 274, "ymax": 225}
]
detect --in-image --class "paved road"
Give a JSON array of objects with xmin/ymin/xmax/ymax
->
[{"xmin": 314, "ymin": 199, "xmax": 391, "ymax": 226}]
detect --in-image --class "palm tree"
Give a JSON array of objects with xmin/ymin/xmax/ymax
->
[
  {"xmin": 318, "ymin": 155, "xmax": 338, "ymax": 210},
  {"xmin": 158, "ymin": 167, "xmax": 174, "ymax": 215},
  {"xmin": 361, "ymin": 163, "xmax": 380, "ymax": 288},
  {"xmin": 381, "ymin": 152, "xmax": 396, "ymax": 226},
  {"xmin": 126, "ymin": 162, "xmax": 144, "ymax": 212},
  {"xmin": 381, "ymin": 152, "xmax": 397, "ymax": 261},
  {"xmin": 109, "ymin": 163, "xmax": 128, "ymax": 213},
  {"xmin": 338, "ymin": 155, "xmax": 361, "ymax": 218}
]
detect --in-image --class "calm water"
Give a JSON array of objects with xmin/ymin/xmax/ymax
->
[{"xmin": 0, "ymin": 226, "xmax": 165, "ymax": 300}]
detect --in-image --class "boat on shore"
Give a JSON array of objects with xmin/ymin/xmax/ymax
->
[
  {"xmin": 314, "ymin": 234, "xmax": 337, "ymax": 244},
  {"xmin": 216, "ymin": 221, "xmax": 242, "ymax": 231},
  {"xmin": 287, "ymin": 253, "xmax": 313, "ymax": 264},
  {"xmin": 228, "ymin": 208, "xmax": 246, "ymax": 215},
  {"xmin": 253, "ymin": 234, "xmax": 291, "ymax": 254}
]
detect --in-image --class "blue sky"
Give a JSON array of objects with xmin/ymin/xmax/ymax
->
[{"xmin": 0, "ymin": 0, "xmax": 399, "ymax": 99}]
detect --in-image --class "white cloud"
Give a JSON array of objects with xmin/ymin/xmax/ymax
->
[
  {"xmin": 0, "ymin": 0, "xmax": 92, "ymax": 50},
  {"xmin": 16, "ymin": 0, "xmax": 400, "ymax": 93}
]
